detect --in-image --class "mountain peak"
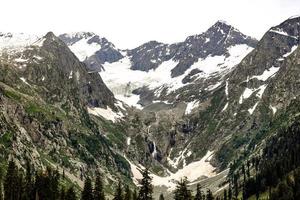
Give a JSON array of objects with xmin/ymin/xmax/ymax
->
[
  {"xmin": 45, "ymin": 31, "xmax": 56, "ymax": 39},
  {"xmin": 208, "ymin": 20, "xmax": 236, "ymax": 34},
  {"xmin": 62, "ymin": 32, "xmax": 96, "ymax": 40}
]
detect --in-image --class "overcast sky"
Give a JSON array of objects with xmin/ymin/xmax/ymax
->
[{"xmin": 1, "ymin": 0, "xmax": 299, "ymax": 49}]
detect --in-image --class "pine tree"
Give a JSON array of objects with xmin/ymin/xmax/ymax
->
[
  {"xmin": 113, "ymin": 181, "xmax": 123, "ymax": 200},
  {"xmin": 228, "ymin": 184, "xmax": 232, "ymax": 200},
  {"xmin": 223, "ymin": 189, "xmax": 227, "ymax": 200},
  {"xmin": 81, "ymin": 177, "xmax": 94, "ymax": 200},
  {"xmin": 124, "ymin": 185, "xmax": 131, "ymax": 200},
  {"xmin": 0, "ymin": 165, "xmax": 3, "ymax": 200},
  {"xmin": 137, "ymin": 168, "xmax": 153, "ymax": 200},
  {"xmin": 158, "ymin": 193, "xmax": 164, "ymax": 200},
  {"xmin": 194, "ymin": 184, "xmax": 203, "ymax": 200},
  {"xmin": 94, "ymin": 173, "xmax": 105, "ymax": 200},
  {"xmin": 60, "ymin": 187, "xmax": 66, "ymax": 200},
  {"xmin": 173, "ymin": 177, "xmax": 192, "ymax": 200},
  {"xmin": 206, "ymin": 189, "xmax": 214, "ymax": 200},
  {"xmin": 4, "ymin": 160, "xmax": 18, "ymax": 200},
  {"xmin": 24, "ymin": 161, "xmax": 33, "ymax": 200},
  {"xmin": 66, "ymin": 187, "xmax": 77, "ymax": 200},
  {"xmin": 132, "ymin": 190, "xmax": 138, "ymax": 200},
  {"xmin": 16, "ymin": 172, "xmax": 24, "ymax": 200}
]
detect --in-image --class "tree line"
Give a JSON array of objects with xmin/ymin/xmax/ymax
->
[
  {"xmin": 0, "ymin": 159, "xmax": 217, "ymax": 200},
  {"xmin": 225, "ymin": 118, "xmax": 300, "ymax": 200}
]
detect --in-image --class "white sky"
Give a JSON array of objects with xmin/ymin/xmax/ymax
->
[{"xmin": 0, "ymin": 0, "xmax": 299, "ymax": 49}]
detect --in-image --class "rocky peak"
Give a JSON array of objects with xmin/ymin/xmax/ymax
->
[
  {"xmin": 59, "ymin": 32, "xmax": 96, "ymax": 45},
  {"xmin": 269, "ymin": 16, "xmax": 300, "ymax": 39},
  {"xmin": 59, "ymin": 32, "xmax": 124, "ymax": 70}
]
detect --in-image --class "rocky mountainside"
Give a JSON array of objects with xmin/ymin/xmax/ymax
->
[
  {"xmin": 1, "ymin": 15, "xmax": 300, "ymax": 199},
  {"xmin": 59, "ymin": 32, "xmax": 124, "ymax": 72},
  {"xmin": 63, "ymin": 21, "xmax": 257, "ymax": 109},
  {"xmin": 0, "ymin": 32, "xmax": 131, "ymax": 193}
]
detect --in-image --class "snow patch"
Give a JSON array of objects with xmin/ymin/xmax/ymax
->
[
  {"xmin": 99, "ymin": 44, "xmax": 252, "ymax": 108},
  {"xmin": 87, "ymin": 106, "xmax": 123, "ymax": 122},
  {"xmin": 127, "ymin": 137, "xmax": 131, "ymax": 146},
  {"xmin": 0, "ymin": 33, "xmax": 40, "ymax": 50},
  {"xmin": 270, "ymin": 105, "xmax": 277, "ymax": 114},
  {"xmin": 283, "ymin": 46, "xmax": 298, "ymax": 57},
  {"xmin": 248, "ymin": 102, "xmax": 259, "ymax": 115},
  {"xmin": 269, "ymin": 29, "xmax": 298, "ymax": 39},
  {"xmin": 129, "ymin": 151, "xmax": 216, "ymax": 190},
  {"xmin": 69, "ymin": 37, "xmax": 101, "ymax": 61},
  {"xmin": 239, "ymin": 84, "xmax": 267, "ymax": 104},
  {"xmin": 20, "ymin": 77, "xmax": 30, "ymax": 86},
  {"xmin": 185, "ymin": 100, "xmax": 199, "ymax": 115},
  {"xmin": 239, "ymin": 88, "xmax": 255, "ymax": 104},
  {"xmin": 222, "ymin": 102, "xmax": 229, "ymax": 112},
  {"xmin": 250, "ymin": 66, "xmax": 280, "ymax": 81}
]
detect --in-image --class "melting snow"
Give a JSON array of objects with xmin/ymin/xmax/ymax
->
[
  {"xmin": 127, "ymin": 137, "xmax": 131, "ymax": 146},
  {"xmin": 270, "ymin": 105, "xmax": 277, "ymax": 114},
  {"xmin": 225, "ymin": 80, "xmax": 229, "ymax": 98},
  {"xmin": 222, "ymin": 102, "xmax": 229, "ymax": 112},
  {"xmin": 256, "ymin": 85, "xmax": 267, "ymax": 98},
  {"xmin": 283, "ymin": 46, "xmax": 298, "ymax": 57},
  {"xmin": 87, "ymin": 106, "xmax": 123, "ymax": 122},
  {"xmin": 250, "ymin": 66, "xmax": 280, "ymax": 81},
  {"xmin": 269, "ymin": 29, "xmax": 298, "ymax": 39},
  {"xmin": 69, "ymin": 37, "xmax": 101, "ymax": 61},
  {"xmin": 129, "ymin": 151, "xmax": 216, "ymax": 190},
  {"xmin": 239, "ymin": 84, "xmax": 267, "ymax": 104},
  {"xmin": 239, "ymin": 88, "xmax": 255, "ymax": 104},
  {"xmin": 100, "ymin": 44, "xmax": 252, "ymax": 108},
  {"xmin": 185, "ymin": 100, "xmax": 199, "ymax": 115},
  {"xmin": 0, "ymin": 33, "xmax": 40, "ymax": 50},
  {"xmin": 20, "ymin": 77, "xmax": 30, "ymax": 86},
  {"xmin": 248, "ymin": 102, "xmax": 259, "ymax": 115},
  {"xmin": 69, "ymin": 71, "xmax": 73, "ymax": 79}
]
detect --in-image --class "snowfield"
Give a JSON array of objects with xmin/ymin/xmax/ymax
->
[
  {"xmin": 68, "ymin": 35, "xmax": 101, "ymax": 61},
  {"xmin": 87, "ymin": 106, "xmax": 124, "ymax": 122},
  {"xmin": 127, "ymin": 151, "xmax": 216, "ymax": 191},
  {"xmin": 100, "ymin": 44, "xmax": 253, "ymax": 108}
]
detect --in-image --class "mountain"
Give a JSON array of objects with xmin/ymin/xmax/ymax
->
[
  {"xmin": 0, "ymin": 31, "xmax": 131, "ymax": 192},
  {"xmin": 62, "ymin": 21, "xmax": 257, "ymax": 109},
  {"xmin": 59, "ymin": 32, "xmax": 124, "ymax": 72},
  {"xmin": 1, "ymin": 15, "xmax": 300, "ymax": 200}
]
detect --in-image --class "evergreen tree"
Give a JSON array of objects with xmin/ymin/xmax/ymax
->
[
  {"xmin": 60, "ymin": 187, "xmax": 66, "ymax": 200},
  {"xmin": 158, "ymin": 194, "xmax": 164, "ymax": 200},
  {"xmin": 66, "ymin": 187, "xmax": 77, "ymax": 200},
  {"xmin": 228, "ymin": 185, "xmax": 232, "ymax": 200},
  {"xmin": 34, "ymin": 167, "xmax": 60, "ymax": 200},
  {"xmin": 194, "ymin": 184, "xmax": 203, "ymax": 200},
  {"xmin": 24, "ymin": 161, "xmax": 33, "ymax": 200},
  {"xmin": 137, "ymin": 168, "xmax": 153, "ymax": 200},
  {"xmin": 4, "ymin": 160, "xmax": 18, "ymax": 200},
  {"xmin": 173, "ymin": 177, "xmax": 192, "ymax": 200},
  {"xmin": 132, "ymin": 190, "xmax": 138, "ymax": 200},
  {"xmin": 16, "ymin": 172, "xmax": 24, "ymax": 200},
  {"xmin": 94, "ymin": 174, "xmax": 105, "ymax": 200},
  {"xmin": 206, "ymin": 189, "xmax": 214, "ymax": 200},
  {"xmin": 124, "ymin": 185, "xmax": 131, "ymax": 200},
  {"xmin": 223, "ymin": 189, "xmax": 227, "ymax": 200},
  {"xmin": 81, "ymin": 177, "xmax": 94, "ymax": 200},
  {"xmin": 113, "ymin": 181, "xmax": 123, "ymax": 200}
]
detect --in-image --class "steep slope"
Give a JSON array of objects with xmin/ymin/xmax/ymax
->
[
  {"xmin": 107, "ymin": 16, "xmax": 300, "ymax": 196},
  {"xmin": 88, "ymin": 21, "xmax": 257, "ymax": 108},
  {"xmin": 0, "ymin": 32, "xmax": 131, "ymax": 192},
  {"xmin": 59, "ymin": 32, "xmax": 124, "ymax": 72}
]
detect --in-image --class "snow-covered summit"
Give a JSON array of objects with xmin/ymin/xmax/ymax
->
[
  {"xmin": 59, "ymin": 32, "xmax": 124, "ymax": 65},
  {"xmin": 0, "ymin": 32, "xmax": 41, "ymax": 50}
]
